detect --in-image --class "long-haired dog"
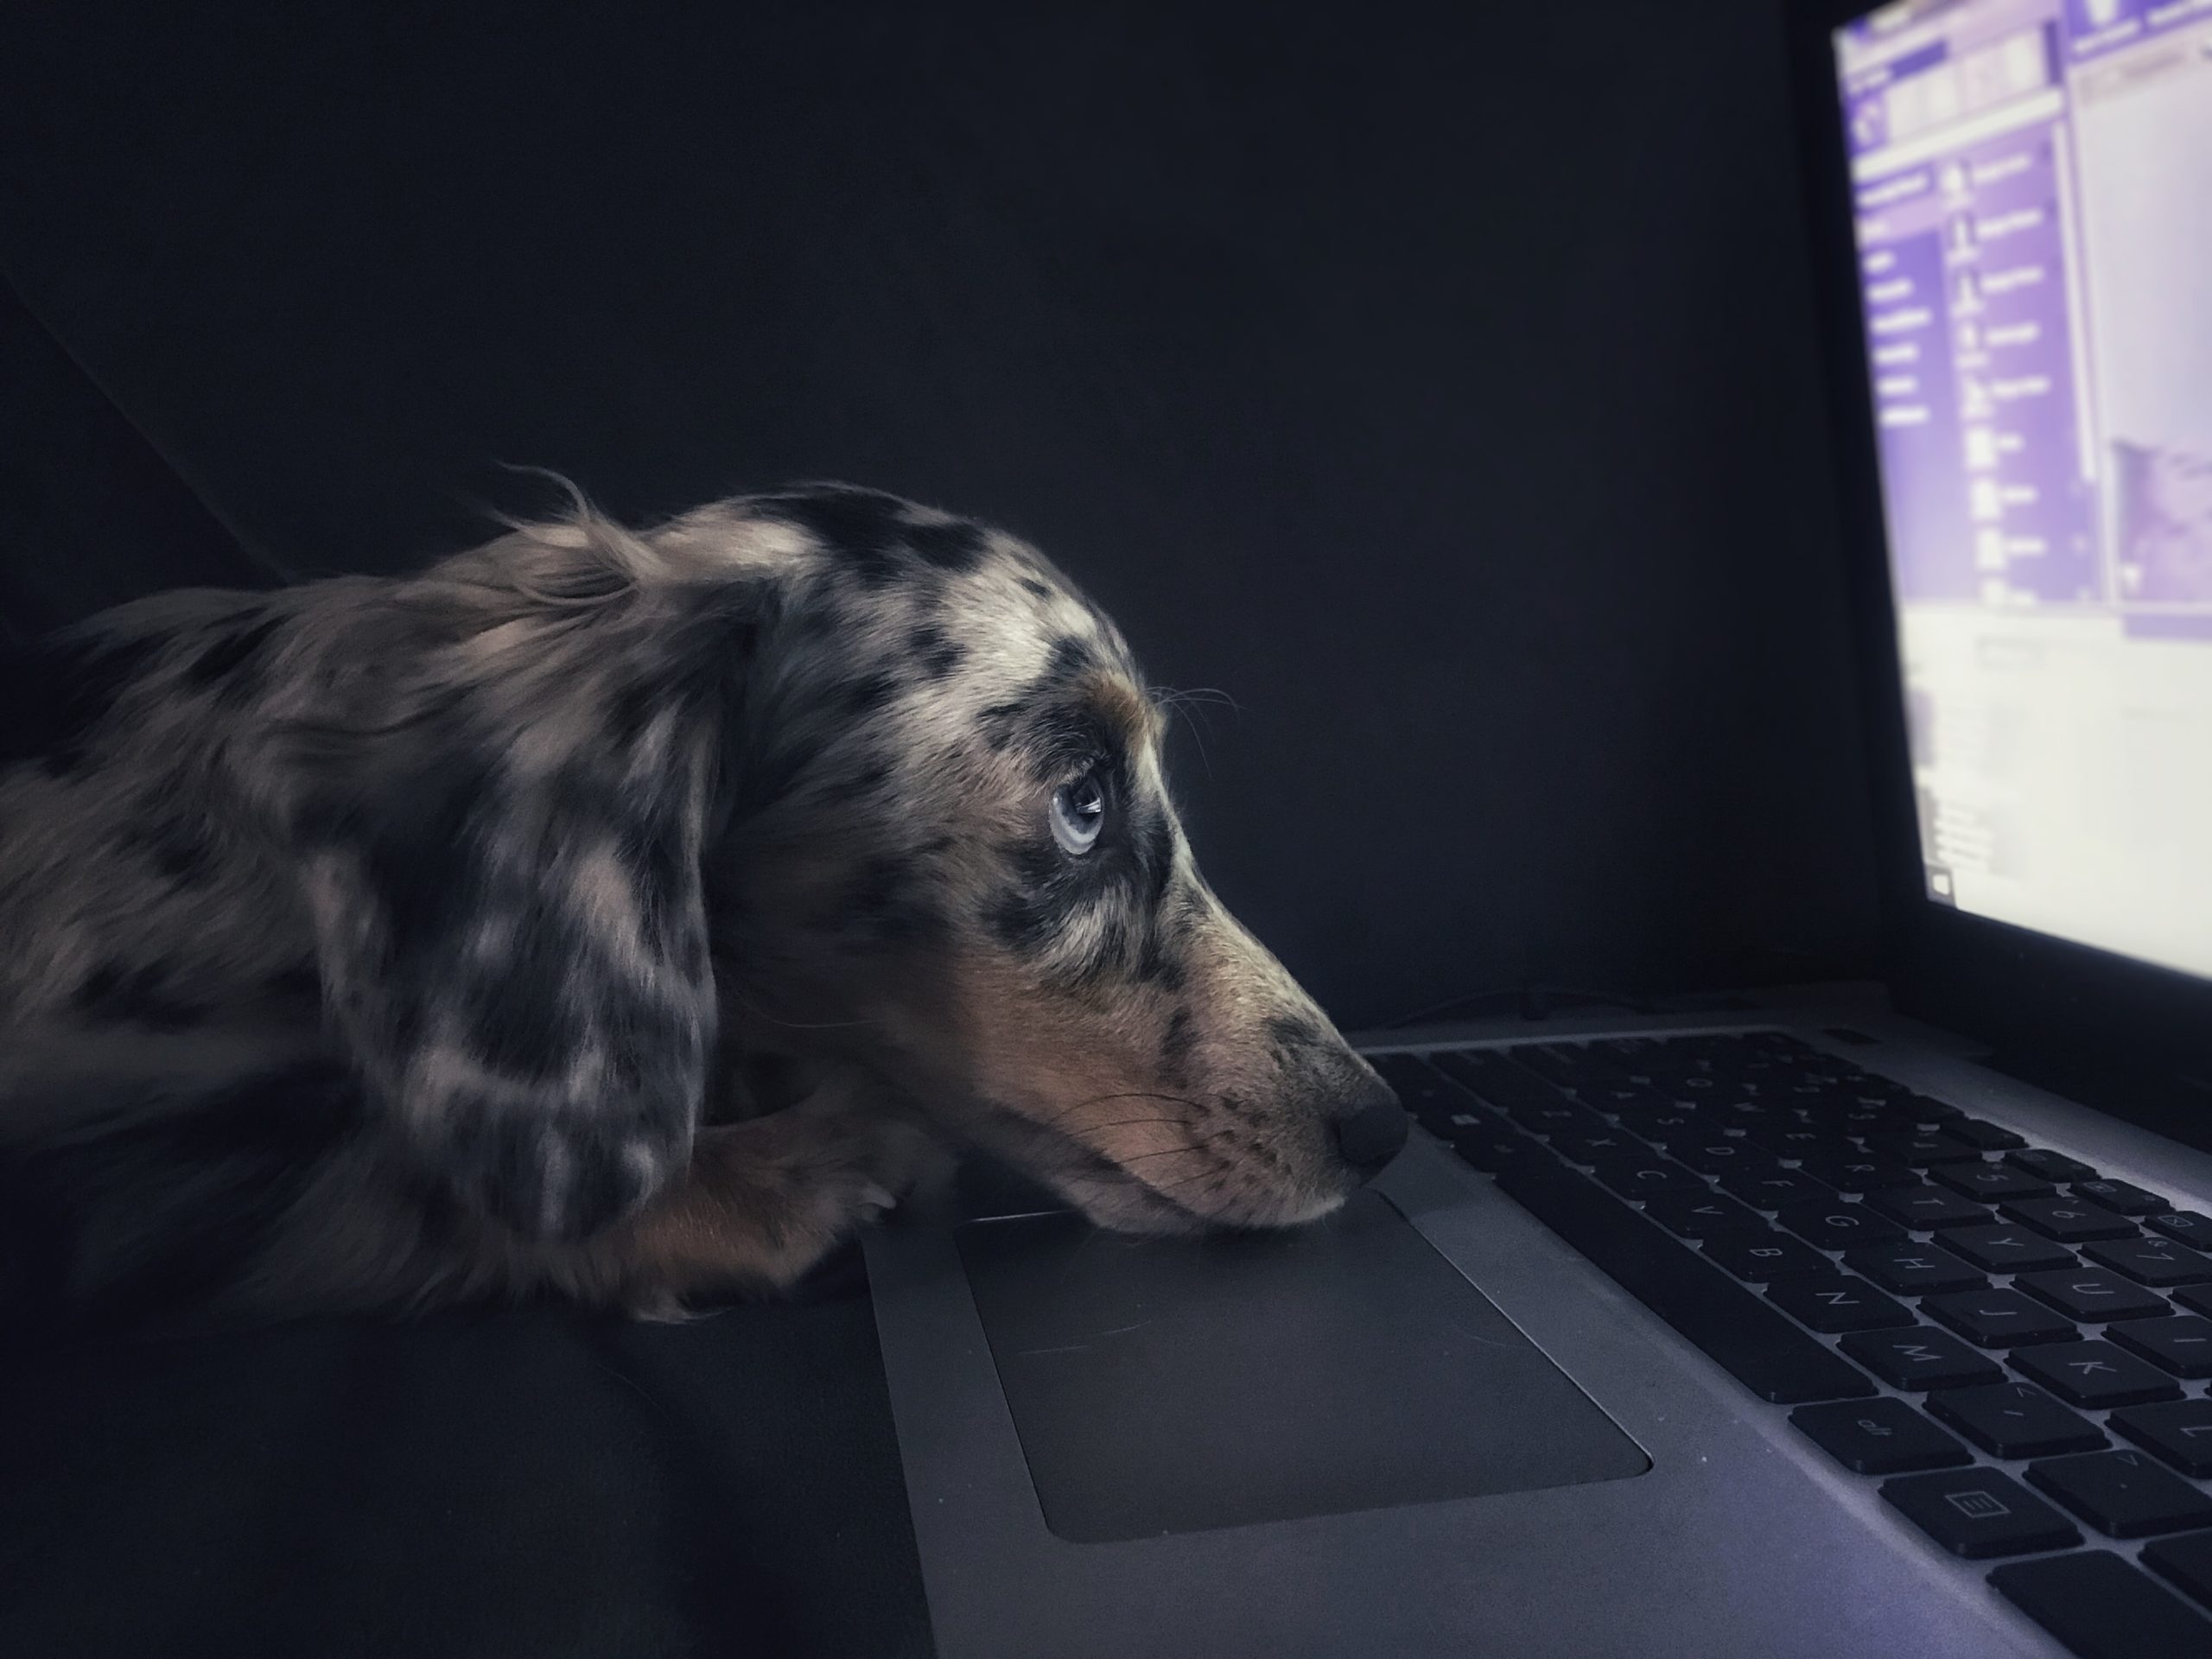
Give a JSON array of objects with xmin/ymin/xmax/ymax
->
[{"xmin": 0, "ymin": 483, "xmax": 1404, "ymax": 1328}]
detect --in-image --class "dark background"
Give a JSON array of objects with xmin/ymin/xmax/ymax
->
[
  {"xmin": 0, "ymin": 5, "xmax": 1878, "ymax": 1655},
  {"xmin": 0, "ymin": 0, "xmax": 1880, "ymax": 1030}
]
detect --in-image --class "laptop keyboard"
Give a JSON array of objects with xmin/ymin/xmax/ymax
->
[{"xmin": 1373, "ymin": 1031, "xmax": 2212, "ymax": 1659}]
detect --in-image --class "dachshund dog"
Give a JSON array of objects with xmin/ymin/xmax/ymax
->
[{"xmin": 0, "ymin": 483, "xmax": 1404, "ymax": 1327}]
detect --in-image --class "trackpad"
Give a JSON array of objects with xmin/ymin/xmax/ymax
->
[{"xmin": 956, "ymin": 1189, "xmax": 1649, "ymax": 1542}]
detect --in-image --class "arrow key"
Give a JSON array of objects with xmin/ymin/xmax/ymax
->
[{"xmin": 2112, "ymin": 1398, "xmax": 2212, "ymax": 1478}]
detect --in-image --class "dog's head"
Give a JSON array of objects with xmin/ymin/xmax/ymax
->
[
  {"xmin": 282, "ymin": 483, "xmax": 1402, "ymax": 1240},
  {"xmin": 677, "ymin": 486, "xmax": 1406, "ymax": 1232}
]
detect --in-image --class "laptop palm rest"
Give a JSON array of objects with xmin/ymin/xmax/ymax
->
[{"xmin": 953, "ymin": 1188, "xmax": 1649, "ymax": 1543}]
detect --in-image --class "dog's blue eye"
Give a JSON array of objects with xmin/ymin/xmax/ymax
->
[{"xmin": 1051, "ymin": 773, "xmax": 1106, "ymax": 855}]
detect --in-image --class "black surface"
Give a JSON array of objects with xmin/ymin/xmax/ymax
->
[
  {"xmin": 0, "ymin": 279, "xmax": 274, "ymax": 643},
  {"xmin": 1492, "ymin": 1155, "xmax": 1875, "ymax": 1403},
  {"xmin": 1926, "ymin": 1384, "xmax": 2106, "ymax": 1460},
  {"xmin": 1863, "ymin": 1185, "xmax": 1993, "ymax": 1230},
  {"xmin": 2008, "ymin": 1344, "xmax": 2184, "ymax": 1412},
  {"xmin": 955, "ymin": 1189, "xmax": 1649, "ymax": 1544},
  {"xmin": 1923, "ymin": 1290, "xmax": 2077, "ymax": 1350},
  {"xmin": 1989, "ymin": 1551, "xmax": 2212, "ymax": 1659},
  {"xmin": 2150, "ymin": 1213, "xmax": 2212, "ymax": 1249},
  {"xmin": 1939, "ymin": 1227, "xmax": 2077, "ymax": 1274},
  {"xmin": 2082, "ymin": 1238, "xmax": 2212, "ymax": 1287},
  {"xmin": 2113, "ymin": 1402, "xmax": 2212, "ymax": 1479},
  {"xmin": 1999, "ymin": 1198, "xmax": 2139, "ymax": 1244},
  {"xmin": 0, "ymin": 1, "xmax": 1887, "ymax": 1024},
  {"xmin": 1880, "ymin": 1470, "xmax": 2079, "ymax": 1560},
  {"xmin": 1764, "ymin": 1277, "xmax": 1913, "ymax": 1336},
  {"xmin": 2025, "ymin": 1452, "xmax": 2212, "ymax": 1540},
  {"xmin": 1932, "ymin": 1164, "xmax": 2051, "ymax": 1203},
  {"xmin": 2110, "ymin": 1319, "xmax": 2212, "ymax": 1381},
  {"xmin": 2013, "ymin": 1271, "xmax": 2172, "ymax": 1325},
  {"xmin": 2143, "ymin": 1530, "xmax": 2212, "ymax": 1610},
  {"xmin": 1790, "ymin": 1398, "xmax": 1971, "ymax": 1475},
  {"xmin": 0, "ymin": 1279, "xmax": 934, "ymax": 1659},
  {"xmin": 1837, "ymin": 1328, "xmax": 2002, "ymax": 1392},
  {"xmin": 1703, "ymin": 1230, "xmax": 1837, "ymax": 1283},
  {"xmin": 2075, "ymin": 1182, "xmax": 2173, "ymax": 1219},
  {"xmin": 1841, "ymin": 1241, "xmax": 1986, "ymax": 1296},
  {"xmin": 1772, "ymin": 1202, "xmax": 1903, "ymax": 1251}
]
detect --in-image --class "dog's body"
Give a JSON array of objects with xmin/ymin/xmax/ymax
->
[{"xmin": 0, "ymin": 484, "xmax": 1402, "ymax": 1328}]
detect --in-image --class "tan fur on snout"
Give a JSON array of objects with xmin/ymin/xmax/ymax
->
[{"xmin": 886, "ymin": 893, "xmax": 1363, "ymax": 1235}]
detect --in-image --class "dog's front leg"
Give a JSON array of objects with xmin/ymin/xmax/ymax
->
[{"xmin": 594, "ymin": 1073, "xmax": 950, "ymax": 1313}]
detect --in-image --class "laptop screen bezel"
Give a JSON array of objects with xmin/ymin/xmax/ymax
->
[{"xmin": 1781, "ymin": 0, "xmax": 2212, "ymax": 1088}]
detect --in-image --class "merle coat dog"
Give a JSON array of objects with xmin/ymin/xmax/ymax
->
[{"xmin": 0, "ymin": 484, "xmax": 1403, "ymax": 1325}]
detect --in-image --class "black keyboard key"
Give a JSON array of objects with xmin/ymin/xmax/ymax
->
[
  {"xmin": 2075, "ymin": 1179, "xmax": 2171, "ymax": 1217},
  {"xmin": 2112, "ymin": 1401, "xmax": 2212, "ymax": 1478},
  {"xmin": 1927, "ymin": 1382, "xmax": 2106, "ymax": 1458},
  {"xmin": 2148, "ymin": 1213, "xmax": 2212, "ymax": 1251},
  {"xmin": 1930, "ymin": 1161, "xmax": 2051, "ymax": 1202},
  {"xmin": 1765, "ymin": 1276, "xmax": 1916, "ymax": 1333},
  {"xmin": 1707, "ymin": 1100, "xmax": 1779, "ymax": 1132},
  {"xmin": 1790, "ymin": 1397, "xmax": 1971, "ymax": 1474},
  {"xmin": 2027, "ymin": 1450, "xmax": 2212, "ymax": 1538},
  {"xmin": 1665, "ymin": 1139, "xmax": 1771, "ymax": 1177},
  {"xmin": 1548, "ymin": 1130, "xmax": 1653, "ymax": 1165},
  {"xmin": 1840, "ymin": 1326, "xmax": 2004, "ymax": 1389},
  {"xmin": 1883, "ymin": 1469, "xmax": 2080, "ymax": 1558},
  {"xmin": 1371, "ymin": 1054, "xmax": 1484, "ymax": 1126},
  {"xmin": 1702, "ymin": 1230, "xmax": 1839, "ymax": 1283},
  {"xmin": 1573, "ymin": 1081, "xmax": 1672, "ymax": 1113},
  {"xmin": 2008, "ymin": 1147, "xmax": 2099, "ymax": 1184},
  {"xmin": 2015, "ymin": 1268, "xmax": 2177, "ymax": 1323},
  {"xmin": 1999, "ymin": 1196, "xmax": 2141, "ymax": 1243},
  {"xmin": 1924, "ymin": 1289, "xmax": 2080, "ymax": 1348},
  {"xmin": 2010, "ymin": 1342, "xmax": 2183, "ymax": 1409},
  {"xmin": 1743, "ymin": 1126, "xmax": 1859, "ymax": 1161},
  {"xmin": 1865, "ymin": 1131, "xmax": 1982, "ymax": 1167},
  {"xmin": 1989, "ymin": 1552, "xmax": 2212, "ymax": 1659},
  {"xmin": 2143, "ymin": 1531, "xmax": 2212, "ymax": 1611},
  {"xmin": 1429, "ymin": 1049, "xmax": 1557, "ymax": 1114},
  {"xmin": 1492, "ymin": 1157, "xmax": 1874, "ymax": 1403},
  {"xmin": 1844, "ymin": 1241, "xmax": 1987, "ymax": 1295},
  {"xmin": 1833, "ymin": 1104, "xmax": 1915, "ymax": 1138},
  {"xmin": 1944, "ymin": 1116, "xmax": 2029, "ymax": 1151},
  {"xmin": 1589, "ymin": 1159, "xmax": 1707, "ymax": 1198},
  {"xmin": 1510, "ymin": 1099, "xmax": 1616, "ymax": 1139},
  {"xmin": 1610, "ymin": 1105, "xmax": 1705, "ymax": 1145},
  {"xmin": 1426, "ymin": 1108, "xmax": 1542, "ymax": 1173},
  {"xmin": 2112, "ymin": 1318, "xmax": 2212, "ymax": 1380},
  {"xmin": 2176, "ymin": 1284, "xmax": 2212, "ymax": 1320},
  {"xmin": 1716, "ymin": 1167, "xmax": 1835, "ymax": 1207},
  {"xmin": 1862, "ymin": 1185, "xmax": 1993, "ymax": 1230},
  {"xmin": 1637, "ymin": 1190, "xmax": 1765, "ymax": 1238},
  {"xmin": 1941, "ymin": 1224, "xmax": 2078, "ymax": 1273},
  {"xmin": 1771, "ymin": 1202, "xmax": 1905, "ymax": 1251},
  {"xmin": 1901, "ymin": 1092, "xmax": 1965, "ymax": 1123},
  {"xmin": 1790, "ymin": 1153, "xmax": 1922, "ymax": 1192},
  {"xmin": 2083, "ymin": 1236, "xmax": 2212, "ymax": 1288}
]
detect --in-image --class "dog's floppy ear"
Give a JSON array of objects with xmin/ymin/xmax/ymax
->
[{"xmin": 281, "ymin": 540, "xmax": 743, "ymax": 1243}]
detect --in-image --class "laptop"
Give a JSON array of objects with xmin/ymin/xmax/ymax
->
[{"xmin": 861, "ymin": 3, "xmax": 2212, "ymax": 1653}]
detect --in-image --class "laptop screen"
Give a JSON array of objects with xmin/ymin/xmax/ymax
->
[{"xmin": 1829, "ymin": 0, "xmax": 2212, "ymax": 982}]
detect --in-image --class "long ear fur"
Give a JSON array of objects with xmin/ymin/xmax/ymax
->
[{"xmin": 276, "ymin": 509, "xmax": 748, "ymax": 1242}]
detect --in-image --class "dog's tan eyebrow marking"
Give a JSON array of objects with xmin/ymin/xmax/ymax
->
[{"xmin": 1084, "ymin": 671, "xmax": 1165, "ymax": 747}]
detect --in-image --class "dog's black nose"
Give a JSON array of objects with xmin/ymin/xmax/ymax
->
[{"xmin": 1331, "ymin": 1092, "xmax": 1409, "ymax": 1181}]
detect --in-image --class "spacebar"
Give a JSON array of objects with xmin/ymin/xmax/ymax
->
[{"xmin": 1495, "ymin": 1157, "xmax": 1875, "ymax": 1404}]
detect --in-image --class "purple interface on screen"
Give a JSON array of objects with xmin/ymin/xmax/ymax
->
[{"xmin": 1833, "ymin": 0, "xmax": 2212, "ymax": 982}]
